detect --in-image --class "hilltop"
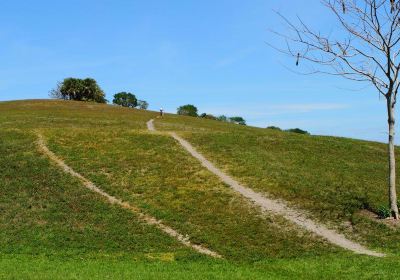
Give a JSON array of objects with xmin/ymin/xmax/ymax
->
[{"xmin": 1, "ymin": 99, "xmax": 399, "ymax": 279}]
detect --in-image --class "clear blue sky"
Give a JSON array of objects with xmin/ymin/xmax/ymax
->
[{"xmin": 0, "ymin": 0, "xmax": 392, "ymax": 142}]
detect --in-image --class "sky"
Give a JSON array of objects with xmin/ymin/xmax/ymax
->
[{"xmin": 0, "ymin": 0, "xmax": 393, "ymax": 143}]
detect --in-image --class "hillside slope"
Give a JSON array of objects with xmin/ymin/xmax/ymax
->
[
  {"xmin": 157, "ymin": 113, "xmax": 400, "ymax": 253},
  {"xmin": 1, "ymin": 99, "xmax": 399, "ymax": 279}
]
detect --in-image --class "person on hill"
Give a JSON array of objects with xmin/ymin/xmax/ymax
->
[{"xmin": 160, "ymin": 108, "xmax": 164, "ymax": 117}]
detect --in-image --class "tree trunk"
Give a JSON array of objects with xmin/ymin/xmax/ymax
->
[{"xmin": 387, "ymin": 97, "xmax": 399, "ymax": 219}]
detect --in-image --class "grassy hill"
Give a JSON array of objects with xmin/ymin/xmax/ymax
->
[{"xmin": 1, "ymin": 99, "xmax": 400, "ymax": 279}]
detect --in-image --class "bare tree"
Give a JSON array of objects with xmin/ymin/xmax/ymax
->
[
  {"xmin": 271, "ymin": 0, "xmax": 400, "ymax": 219},
  {"xmin": 49, "ymin": 81, "xmax": 65, "ymax": 100}
]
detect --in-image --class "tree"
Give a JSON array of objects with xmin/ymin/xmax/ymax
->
[
  {"xmin": 271, "ymin": 0, "xmax": 400, "ymax": 218},
  {"xmin": 50, "ymin": 78, "xmax": 106, "ymax": 103},
  {"xmin": 113, "ymin": 92, "xmax": 137, "ymax": 108},
  {"xmin": 177, "ymin": 104, "xmax": 198, "ymax": 117},
  {"xmin": 49, "ymin": 81, "xmax": 64, "ymax": 99},
  {"xmin": 137, "ymin": 100, "xmax": 149, "ymax": 110},
  {"xmin": 82, "ymin": 78, "xmax": 107, "ymax": 103},
  {"xmin": 229, "ymin": 116, "xmax": 246, "ymax": 125}
]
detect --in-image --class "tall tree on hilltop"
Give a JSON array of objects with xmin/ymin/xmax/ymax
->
[{"xmin": 272, "ymin": 0, "xmax": 400, "ymax": 219}]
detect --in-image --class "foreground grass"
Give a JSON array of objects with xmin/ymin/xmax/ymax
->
[
  {"xmin": 1, "ymin": 254, "xmax": 400, "ymax": 280},
  {"xmin": 0, "ymin": 128, "xmax": 194, "ymax": 259}
]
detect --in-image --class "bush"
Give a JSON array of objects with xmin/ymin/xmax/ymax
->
[
  {"xmin": 377, "ymin": 205, "xmax": 391, "ymax": 219},
  {"xmin": 200, "ymin": 113, "xmax": 217, "ymax": 120},
  {"xmin": 267, "ymin": 126, "xmax": 282, "ymax": 131},
  {"xmin": 286, "ymin": 128, "xmax": 310, "ymax": 135},
  {"xmin": 217, "ymin": 115, "xmax": 228, "ymax": 122},
  {"xmin": 229, "ymin": 116, "xmax": 246, "ymax": 125}
]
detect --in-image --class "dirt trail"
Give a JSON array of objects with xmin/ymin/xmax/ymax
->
[
  {"xmin": 147, "ymin": 119, "xmax": 385, "ymax": 257},
  {"xmin": 36, "ymin": 133, "xmax": 222, "ymax": 259}
]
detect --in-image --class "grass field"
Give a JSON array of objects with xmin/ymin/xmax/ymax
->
[
  {"xmin": 1, "ymin": 100, "xmax": 400, "ymax": 279},
  {"xmin": 157, "ymin": 114, "xmax": 400, "ymax": 254}
]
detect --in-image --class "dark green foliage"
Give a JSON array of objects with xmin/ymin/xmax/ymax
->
[
  {"xmin": 177, "ymin": 104, "xmax": 198, "ymax": 117},
  {"xmin": 113, "ymin": 92, "xmax": 138, "ymax": 108},
  {"xmin": 229, "ymin": 116, "xmax": 246, "ymax": 125},
  {"xmin": 286, "ymin": 128, "xmax": 310, "ymax": 135},
  {"xmin": 267, "ymin": 126, "xmax": 282, "ymax": 131},
  {"xmin": 137, "ymin": 100, "xmax": 149, "ymax": 110},
  {"xmin": 50, "ymin": 78, "xmax": 107, "ymax": 103},
  {"xmin": 377, "ymin": 205, "xmax": 391, "ymax": 219}
]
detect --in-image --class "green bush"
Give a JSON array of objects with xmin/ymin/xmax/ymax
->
[
  {"xmin": 266, "ymin": 126, "xmax": 282, "ymax": 131},
  {"xmin": 229, "ymin": 116, "xmax": 246, "ymax": 125},
  {"xmin": 377, "ymin": 205, "xmax": 391, "ymax": 219},
  {"xmin": 285, "ymin": 128, "xmax": 310, "ymax": 135}
]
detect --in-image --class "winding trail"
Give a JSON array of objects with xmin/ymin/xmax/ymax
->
[
  {"xmin": 37, "ymin": 133, "xmax": 222, "ymax": 259},
  {"xmin": 147, "ymin": 119, "xmax": 385, "ymax": 257}
]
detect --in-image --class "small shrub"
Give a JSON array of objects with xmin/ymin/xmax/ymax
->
[
  {"xmin": 229, "ymin": 116, "xmax": 246, "ymax": 125},
  {"xmin": 266, "ymin": 126, "xmax": 282, "ymax": 131},
  {"xmin": 200, "ymin": 113, "xmax": 217, "ymax": 120},
  {"xmin": 217, "ymin": 115, "xmax": 228, "ymax": 122},
  {"xmin": 285, "ymin": 128, "xmax": 310, "ymax": 135},
  {"xmin": 377, "ymin": 205, "xmax": 391, "ymax": 219}
]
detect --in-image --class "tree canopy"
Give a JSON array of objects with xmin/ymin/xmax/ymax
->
[
  {"xmin": 113, "ymin": 92, "xmax": 138, "ymax": 108},
  {"xmin": 177, "ymin": 104, "xmax": 198, "ymax": 117},
  {"xmin": 229, "ymin": 116, "xmax": 246, "ymax": 125},
  {"xmin": 50, "ymin": 78, "xmax": 107, "ymax": 103}
]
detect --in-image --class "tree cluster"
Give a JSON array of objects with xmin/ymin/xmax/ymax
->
[
  {"xmin": 113, "ymin": 92, "xmax": 149, "ymax": 109},
  {"xmin": 50, "ymin": 78, "xmax": 107, "ymax": 103},
  {"xmin": 267, "ymin": 126, "xmax": 310, "ymax": 135},
  {"xmin": 50, "ymin": 78, "xmax": 149, "ymax": 109},
  {"xmin": 177, "ymin": 104, "xmax": 246, "ymax": 125}
]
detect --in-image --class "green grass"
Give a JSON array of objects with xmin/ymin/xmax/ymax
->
[
  {"xmin": 0, "ymin": 129, "xmax": 193, "ymax": 259},
  {"xmin": 157, "ymin": 113, "xmax": 400, "ymax": 254},
  {"xmin": 45, "ymin": 127, "xmax": 336, "ymax": 262},
  {"xmin": 1, "ymin": 100, "xmax": 400, "ymax": 279},
  {"xmin": 1, "ymin": 254, "xmax": 400, "ymax": 279}
]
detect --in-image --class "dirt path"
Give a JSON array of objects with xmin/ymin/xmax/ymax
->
[
  {"xmin": 147, "ymin": 118, "xmax": 155, "ymax": 131},
  {"xmin": 36, "ymin": 133, "xmax": 222, "ymax": 259},
  {"xmin": 147, "ymin": 119, "xmax": 385, "ymax": 257}
]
